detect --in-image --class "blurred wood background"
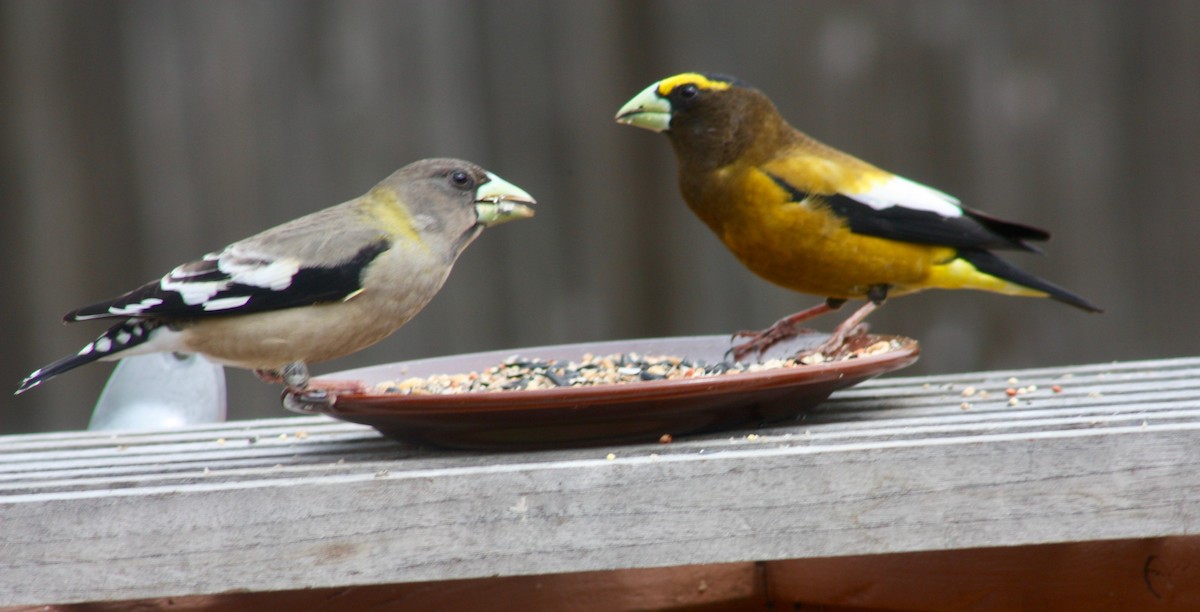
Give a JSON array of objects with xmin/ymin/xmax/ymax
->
[{"xmin": 2, "ymin": 1, "xmax": 1197, "ymax": 434}]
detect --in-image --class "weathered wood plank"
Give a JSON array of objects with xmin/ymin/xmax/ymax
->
[{"xmin": 1, "ymin": 357, "xmax": 1198, "ymax": 606}]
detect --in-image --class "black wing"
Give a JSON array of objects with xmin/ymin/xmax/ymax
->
[
  {"xmin": 67, "ymin": 239, "xmax": 389, "ymax": 322},
  {"xmin": 766, "ymin": 173, "xmax": 1048, "ymax": 252}
]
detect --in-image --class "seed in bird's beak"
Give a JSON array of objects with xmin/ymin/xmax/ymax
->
[{"xmin": 474, "ymin": 172, "xmax": 536, "ymax": 227}]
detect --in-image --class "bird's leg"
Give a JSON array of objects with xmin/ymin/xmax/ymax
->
[
  {"xmin": 273, "ymin": 360, "xmax": 337, "ymax": 412},
  {"xmin": 729, "ymin": 298, "xmax": 847, "ymax": 362},
  {"xmin": 254, "ymin": 369, "xmax": 285, "ymax": 384},
  {"xmin": 798, "ymin": 285, "xmax": 890, "ymax": 360},
  {"xmin": 261, "ymin": 361, "xmax": 366, "ymax": 415},
  {"xmin": 801, "ymin": 301, "xmax": 879, "ymax": 358},
  {"xmin": 280, "ymin": 361, "xmax": 310, "ymax": 393},
  {"xmin": 253, "ymin": 361, "xmax": 311, "ymax": 393},
  {"xmin": 273, "ymin": 361, "xmax": 368, "ymax": 412}
]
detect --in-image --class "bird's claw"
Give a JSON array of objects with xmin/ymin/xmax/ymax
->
[
  {"xmin": 728, "ymin": 323, "xmax": 813, "ymax": 362},
  {"xmin": 729, "ymin": 320, "xmax": 872, "ymax": 364},
  {"xmin": 791, "ymin": 322, "xmax": 873, "ymax": 363},
  {"xmin": 730, "ymin": 325, "xmax": 816, "ymax": 342},
  {"xmin": 726, "ymin": 337, "xmax": 770, "ymax": 363},
  {"xmin": 281, "ymin": 379, "xmax": 368, "ymax": 413},
  {"xmin": 282, "ymin": 387, "xmax": 335, "ymax": 413}
]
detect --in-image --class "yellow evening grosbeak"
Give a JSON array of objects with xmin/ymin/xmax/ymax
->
[
  {"xmin": 616, "ymin": 72, "xmax": 1099, "ymax": 360},
  {"xmin": 17, "ymin": 158, "xmax": 535, "ymax": 395}
]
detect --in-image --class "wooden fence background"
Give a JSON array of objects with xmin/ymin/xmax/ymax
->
[{"xmin": 2, "ymin": 1, "xmax": 1197, "ymax": 434}]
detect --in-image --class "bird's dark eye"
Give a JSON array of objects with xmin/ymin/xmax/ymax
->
[
  {"xmin": 449, "ymin": 170, "xmax": 473, "ymax": 190},
  {"xmin": 677, "ymin": 84, "xmax": 699, "ymax": 100}
]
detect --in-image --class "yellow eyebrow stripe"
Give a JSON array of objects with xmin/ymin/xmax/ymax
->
[{"xmin": 657, "ymin": 73, "xmax": 732, "ymax": 96}]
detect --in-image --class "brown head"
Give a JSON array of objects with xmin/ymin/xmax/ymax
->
[{"xmin": 615, "ymin": 73, "xmax": 791, "ymax": 171}]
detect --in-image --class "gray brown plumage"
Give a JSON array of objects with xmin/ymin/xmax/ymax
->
[{"xmin": 18, "ymin": 158, "xmax": 535, "ymax": 394}]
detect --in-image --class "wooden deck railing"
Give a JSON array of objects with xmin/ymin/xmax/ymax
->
[{"xmin": 3, "ymin": 357, "xmax": 1199, "ymax": 608}]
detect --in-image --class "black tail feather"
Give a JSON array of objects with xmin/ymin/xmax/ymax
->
[
  {"xmin": 957, "ymin": 249, "xmax": 1102, "ymax": 313},
  {"xmin": 963, "ymin": 207, "xmax": 1052, "ymax": 252},
  {"xmin": 15, "ymin": 320, "xmax": 162, "ymax": 394}
]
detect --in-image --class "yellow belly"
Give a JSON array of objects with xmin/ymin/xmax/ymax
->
[{"xmin": 725, "ymin": 215, "xmax": 951, "ymax": 299}]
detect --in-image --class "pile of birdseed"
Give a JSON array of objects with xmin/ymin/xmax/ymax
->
[{"xmin": 375, "ymin": 339, "xmax": 900, "ymax": 395}]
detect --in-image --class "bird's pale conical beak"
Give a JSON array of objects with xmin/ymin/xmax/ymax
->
[
  {"xmin": 474, "ymin": 173, "xmax": 536, "ymax": 227},
  {"xmin": 615, "ymin": 81, "xmax": 671, "ymax": 132}
]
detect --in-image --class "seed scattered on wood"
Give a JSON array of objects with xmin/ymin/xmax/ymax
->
[{"xmin": 374, "ymin": 341, "xmax": 903, "ymax": 395}]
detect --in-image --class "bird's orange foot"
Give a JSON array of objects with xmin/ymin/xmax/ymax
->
[
  {"xmin": 791, "ymin": 322, "xmax": 871, "ymax": 364},
  {"xmin": 727, "ymin": 300, "xmax": 848, "ymax": 362},
  {"xmin": 729, "ymin": 323, "xmax": 814, "ymax": 362}
]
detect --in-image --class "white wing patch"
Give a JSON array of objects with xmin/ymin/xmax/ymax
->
[
  {"xmin": 160, "ymin": 255, "xmax": 229, "ymax": 306},
  {"xmin": 850, "ymin": 175, "xmax": 963, "ymax": 218},
  {"xmin": 217, "ymin": 249, "xmax": 301, "ymax": 291},
  {"xmin": 106, "ymin": 297, "xmax": 165, "ymax": 317},
  {"xmin": 159, "ymin": 247, "xmax": 302, "ymax": 307},
  {"xmin": 202, "ymin": 296, "xmax": 252, "ymax": 311}
]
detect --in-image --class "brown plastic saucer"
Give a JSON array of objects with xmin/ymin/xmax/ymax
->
[{"xmin": 286, "ymin": 332, "xmax": 918, "ymax": 450}]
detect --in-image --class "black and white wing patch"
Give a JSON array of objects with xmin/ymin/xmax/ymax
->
[
  {"xmin": 67, "ymin": 239, "xmax": 390, "ymax": 322},
  {"xmin": 767, "ymin": 173, "xmax": 1049, "ymax": 252}
]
